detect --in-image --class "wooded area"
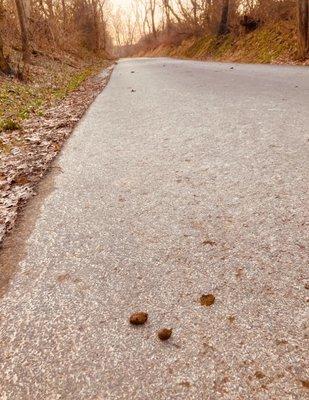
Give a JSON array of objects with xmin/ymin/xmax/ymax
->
[
  {"xmin": 0, "ymin": 0, "xmax": 111, "ymax": 76},
  {"xmin": 0, "ymin": 0, "xmax": 308, "ymax": 75},
  {"xmin": 111, "ymin": 0, "xmax": 309, "ymax": 59}
]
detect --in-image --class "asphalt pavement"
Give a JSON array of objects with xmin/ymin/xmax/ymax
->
[{"xmin": 0, "ymin": 58, "xmax": 308, "ymax": 399}]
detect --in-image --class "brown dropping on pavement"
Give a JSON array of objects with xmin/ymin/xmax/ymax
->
[
  {"xmin": 179, "ymin": 381, "xmax": 191, "ymax": 388},
  {"xmin": 202, "ymin": 239, "xmax": 216, "ymax": 246},
  {"xmin": 129, "ymin": 312, "xmax": 148, "ymax": 325},
  {"xmin": 254, "ymin": 371, "xmax": 266, "ymax": 379},
  {"xmin": 200, "ymin": 294, "xmax": 215, "ymax": 306},
  {"xmin": 300, "ymin": 380, "xmax": 309, "ymax": 389},
  {"xmin": 57, "ymin": 272, "xmax": 70, "ymax": 283},
  {"xmin": 158, "ymin": 328, "xmax": 172, "ymax": 341}
]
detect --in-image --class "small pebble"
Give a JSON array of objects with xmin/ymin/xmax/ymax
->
[
  {"xmin": 158, "ymin": 328, "xmax": 172, "ymax": 341},
  {"xmin": 129, "ymin": 312, "xmax": 148, "ymax": 325}
]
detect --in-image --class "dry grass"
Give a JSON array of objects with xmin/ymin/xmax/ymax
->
[
  {"xmin": 0, "ymin": 52, "xmax": 109, "ymax": 132},
  {"xmin": 139, "ymin": 21, "xmax": 305, "ymax": 65}
]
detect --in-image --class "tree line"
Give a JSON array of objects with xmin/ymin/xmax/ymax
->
[
  {"xmin": 0, "ymin": 0, "xmax": 111, "ymax": 75},
  {"xmin": 111, "ymin": 0, "xmax": 309, "ymax": 58},
  {"xmin": 1, "ymin": 0, "xmax": 308, "ymax": 75}
]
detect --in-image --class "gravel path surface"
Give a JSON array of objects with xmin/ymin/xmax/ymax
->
[{"xmin": 0, "ymin": 58, "xmax": 308, "ymax": 399}]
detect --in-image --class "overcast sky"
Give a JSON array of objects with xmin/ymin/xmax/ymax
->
[{"xmin": 112, "ymin": 0, "xmax": 132, "ymax": 9}]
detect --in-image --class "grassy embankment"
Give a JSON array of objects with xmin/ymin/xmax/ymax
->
[
  {"xmin": 0, "ymin": 52, "xmax": 110, "ymax": 134},
  {"xmin": 139, "ymin": 22, "xmax": 304, "ymax": 65}
]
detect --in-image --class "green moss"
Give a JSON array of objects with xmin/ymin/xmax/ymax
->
[
  {"xmin": 53, "ymin": 68, "xmax": 93, "ymax": 99},
  {"xmin": 0, "ymin": 118, "xmax": 21, "ymax": 131},
  {"xmin": 0, "ymin": 58, "xmax": 109, "ymax": 133}
]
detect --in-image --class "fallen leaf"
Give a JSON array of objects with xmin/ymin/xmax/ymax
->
[
  {"xmin": 228, "ymin": 315, "xmax": 235, "ymax": 323},
  {"xmin": 13, "ymin": 175, "xmax": 30, "ymax": 185}
]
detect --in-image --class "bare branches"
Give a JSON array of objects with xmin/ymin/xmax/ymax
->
[
  {"xmin": 1, "ymin": 0, "xmax": 111, "ymax": 66},
  {"xmin": 111, "ymin": 0, "xmax": 307, "ymax": 61}
]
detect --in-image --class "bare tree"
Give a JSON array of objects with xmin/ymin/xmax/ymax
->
[
  {"xmin": 15, "ymin": 0, "xmax": 31, "ymax": 62},
  {"xmin": 164, "ymin": 0, "xmax": 182, "ymax": 25},
  {"xmin": 298, "ymin": 0, "xmax": 309, "ymax": 57},
  {"xmin": 218, "ymin": 0, "xmax": 230, "ymax": 35},
  {"xmin": 149, "ymin": 0, "xmax": 157, "ymax": 38},
  {"xmin": 162, "ymin": 0, "xmax": 171, "ymax": 32},
  {"xmin": 45, "ymin": 0, "xmax": 59, "ymax": 47},
  {"xmin": 61, "ymin": 0, "xmax": 67, "ymax": 27},
  {"xmin": 91, "ymin": 0, "xmax": 100, "ymax": 52},
  {"xmin": 0, "ymin": 2, "xmax": 11, "ymax": 73},
  {"xmin": 0, "ymin": 32, "xmax": 11, "ymax": 74}
]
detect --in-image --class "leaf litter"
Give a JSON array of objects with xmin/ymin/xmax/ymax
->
[{"xmin": 0, "ymin": 64, "xmax": 114, "ymax": 246}]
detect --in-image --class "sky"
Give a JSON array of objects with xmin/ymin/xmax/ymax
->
[{"xmin": 111, "ymin": 0, "xmax": 132, "ymax": 9}]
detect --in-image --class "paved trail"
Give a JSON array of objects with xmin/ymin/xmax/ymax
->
[{"xmin": 0, "ymin": 58, "xmax": 308, "ymax": 399}]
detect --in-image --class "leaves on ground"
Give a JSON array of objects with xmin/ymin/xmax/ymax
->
[{"xmin": 0, "ymin": 63, "xmax": 113, "ymax": 245}]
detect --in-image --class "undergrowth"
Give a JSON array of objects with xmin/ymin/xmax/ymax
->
[
  {"xmin": 141, "ymin": 21, "xmax": 302, "ymax": 65},
  {"xmin": 0, "ymin": 55, "xmax": 109, "ymax": 132}
]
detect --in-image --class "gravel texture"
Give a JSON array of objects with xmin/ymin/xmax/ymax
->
[{"xmin": 0, "ymin": 58, "xmax": 308, "ymax": 399}]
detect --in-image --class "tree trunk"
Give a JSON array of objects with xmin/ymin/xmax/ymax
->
[
  {"xmin": 99, "ymin": 2, "xmax": 106, "ymax": 50},
  {"xmin": 163, "ymin": 0, "xmax": 171, "ymax": 32},
  {"xmin": 166, "ymin": 2, "xmax": 182, "ymax": 25},
  {"xmin": 15, "ymin": 0, "xmax": 31, "ymax": 62},
  {"xmin": 150, "ymin": 0, "xmax": 157, "ymax": 38},
  {"xmin": 0, "ymin": 2, "xmax": 11, "ymax": 74},
  {"xmin": 61, "ymin": 0, "xmax": 67, "ymax": 27},
  {"xmin": 0, "ymin": 31, "xmax": 11, "ymax": 74},
  {"xmin": 191, "ymin": 0, "xmax": 198, "ymax": 26},
  {"xmin": 46, "ymin": 0, "xmax": 59, "ymax": 47},
  {"xmin": 218, "ymin": 0, "xmax": 230, "ymax": 35},
  {"xmin": 92, "ymin": 0, "xmax": 100, "ymax": 52},
  {"xmin": 298, "ymin": 0, "xmax": 309, "ymax": 57}
]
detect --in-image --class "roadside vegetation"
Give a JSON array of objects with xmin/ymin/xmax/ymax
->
[
  {"xmin": 0, "ymin": 1, "xmax": 112, "ymax": 134},
  {"xmin": 0, "ymin": 1, "xmax": 114, "ymax": 244},
  {"xmin": 139, "ymin": 20, "xmax": 300, "ymax": 64},
  {"xmin": 0, "ymin": 55, "xmax": 109, "ymax": 134},
  {"xmin": 112, "ymin": 0, "xmax": 309, "ymax": 64}
]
